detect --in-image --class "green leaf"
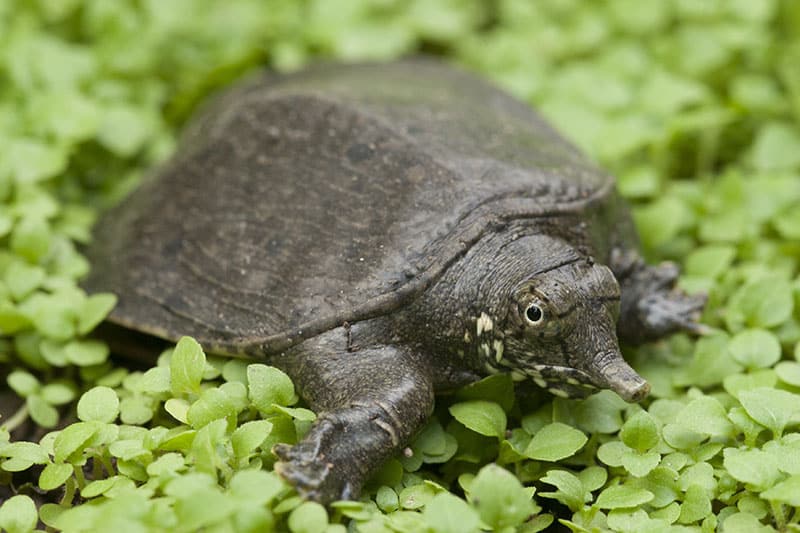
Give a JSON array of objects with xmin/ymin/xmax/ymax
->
[
  {"xmin": 64, "ymin": 339, "xmax": 109, "ymax": 366},
  {"xmin": 597, "ymin": 441, "xmax": 660, "ymax": 477},
  {"xmin": 595, "ymin": 485, "xmax": 654, "ymax": 509},
  {"xmin": 724, "ymin": 369, "xmax": 778, "ymax": 398},
  {"xmin": 190, "ymin": 418, "xmax": 228, "ymax": 475},
  {"xmin": 186, "ymin": 386, "xmax": 240, "ymax": 428},
  {"xmin": 247, "ymin": 364, "xmax": 295, "ymax": 412},
  {"xmin": 638, "ymin": 69, "xmax": 707, "ymax": 115},
  {"xmin": 574, "ymin": 390, "xmax": 627, "ymax": 434},
  {"xmin": 675, "ymin": 396, "xmax": 734, "ymax": 438},
  {"xmin": 1, "ymin": 442, "xmax": 49, "ymax": 471},
  {"xmin": 96, "ymin": 105, "xmax": 155, "ymax": 157},
  {"xmin": 423, "ymin": 492, "xmax": 480, "ymax": 533},
  {"xmin": 538, "ymin": 469, "xmax": 587, "ymax": 511},
  {"xmin": 633, "ymin": 196, "xmax": 691, "ymax": 248},
  {"xmin": 231, "ymin": 420, "xmax": 273, "ymax": 459},
  {"xmin": 415, "ymin": 420, "xmax": 447, "ymax": 456},
  {"xmin": 77, "ymin": 293, "xmax": 117, "ymax": 334},
  {"xmin": 677, "ymin": 333, "xmax": 741, "ymax": 387},
  {"xmin": 578, "ymin": 466, "xmax": 608, "ymax": 492},
  {"xmin": 7, "ymin": 370, "xmax": 39, "ymax": 397},
  {"xmin": 739, "ymin": 387, "xmax": 800, "ymax": 437},
  {"xmin": 721, "ymin": 512, "xmax": 775, "ymax": 533},
  {"xmin": 38, "ymin": 503, "xmax": 64, "ymax": 529},
  {"xmin": 39, "ymin": 462, "xmax": 74, "ymax": 490},
  {"xmin": 170, "ymin": 336, "xmax": 206, "ymax": 396},
  {"xmin": 222, "ymin": 359, "xmax": 249, "ymax": 384},
  {"xmin": 172, "ymin": 486, "xmax": 236, "ymax": 531},
  {"xmin": 10, "ymin": 215, "xmax": 52, "ymax": 263},
  {"xmin": 108, "ymin": 439, "xmax": 150, "ymax": 462},
  {"xmin": 685, "ymin": 245, "xmax": 736, "ymax": 279},
  {"xmin": 40, "ymin": 382, "xmax": 76, "ymax": 405},
  {"xmin": 77, "ymin": 386, "xmax": 119, "ymax": 423},
  {"xmin": 773, "ymin": 205, "xmax": 800, "ymax": 239},
  {"xmin": 467, "ymin": 464, "xmax": 534, "ymax": 529},
  {"xmin": 760, "ymin": 474, "xmax": 800, "ymax": 506},
  {"xmin": 749, "ymin": 122, "xmax": 800, "ymax": 171},
  {"xmin": 678, "ymin": 484, "xmax": 711, "ymax": 524},
  {"xmin": 270, "ymin": 405, "xmax": 317, "ymax": 422},
  {"xmin": 736, "ymin": 494, "xmax": 769, "ymax": 518},
  {"xmin": 775, "ymin": 361, "xmax": 800, "ymax": 386},
  {"xmin": 620, "ymin": 411, "xmax": 660, "ymax": 452},
  {"xmin": 679, "ymin": 462, "xmax": 716, "ymax": 495},
  {"xmin": 723, "ymin": 447, "xmax": 780, "ymax": 490},
  {"xmin": 53, "ymin": 422, "xmax": 98, "ymax": 463},
  {"xmin": 449, "ymin": 401, "xmax": 507, "ymax": 438},
  {"xmin": 288, "ymin": 502, "xmax": 328, "ymax": 533},
  {"xmin": 524, "ymin": 422, "xmax": 587, "ymax": 461},
  {"xmin": 606, "ymin": 509, "xmax": 669, "ymax": 533},
  {"xmin": 726, "ymin": 276, "xmax": 794, "ymax": 330},
  {"xmin": 0, "ymin": 495, "xmax": 38, "ymax": 533},
  {"xmin": 139, "ymin": 366, "xmax": 171, "ymax": 394},
  {"xmin": 635, "ymin": 466, "xmax": 681, "ymax": 508},
  {"xmin": 27, "ymin": 394, "xmax": 59, "ymax": 428},
  {"xmin": 229, "ymin": 470, "xmax": 285, "ymax": 506},
  {"xmin": 454, "ymin": 374, "xmax": 515, "ymax": 412},
  {"xmin": 375, "ymin": 485, "xmax": 399, "ymax": 512},
  {"xmin": 398, "ymin": 483, "xmax": 436, "ymax": 510},
  {"xmin": 145, "ymin": 453, "xmax": 186, "ymax": 478},
  {"xmin": 0, "ymin": 301, "xmax": 32, "ymax": 334},
  {"xmin": 164, "ymin": 398, "xmax": 190, "ymax": 424},
  {"xmin": 4, "ymin": 261, "xmax": 45, "ymax": 301},
  {"xmin": 26, "ymin": 295, "xmax": 77, "ymax": 341},
  {"xmin": 618, "ymin": 165, "xmax": 660, "ymax": 199},
  {"xmin": 119, "ymin": 396, "xmax": 154, "ymax": 425},
  {"xmin": 727, "ymin": 329, "xmax": 781, "ymax": 369},
  {"xmin": 81, "ymin": 476, "xmax": 126, "ymax": 499}
]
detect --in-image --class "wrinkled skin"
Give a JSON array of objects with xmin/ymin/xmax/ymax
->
[
  {"xmin": 272, "ymin": 230, "xmax": 704, "ymax": 503},
  {"xmin": 83, "ymin": 60, "xmax": 706, "ymax": 504}
]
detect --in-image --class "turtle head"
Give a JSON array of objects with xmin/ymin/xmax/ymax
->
[{"xmin": 482, "ymin": 235, "xmax": 649, "ymax": 403}]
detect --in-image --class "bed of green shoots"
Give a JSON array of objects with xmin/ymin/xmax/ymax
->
[{"xmin": 1, "ymin": 0, "xmax": 800, "ymax": 532}]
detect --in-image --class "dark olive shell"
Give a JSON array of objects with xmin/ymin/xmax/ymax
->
[{"xmin": 83, "ymin": 59, "xmax": 616, "ymax": 355}]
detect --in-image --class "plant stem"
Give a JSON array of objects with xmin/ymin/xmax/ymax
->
[
  {"xmin": 61, "ymin": 477, "xmax": 76, "ymax": 506},
  {"xmin": 770, "ymin": 500, "xmax": 786, "ymax": 531},
  {"xmin": 73, "ymin": 463, "xmax": 87, "ymax": 490},
  {"xmin": 2, "ymin": 403, "xmax": 29, "ymax": 432}
]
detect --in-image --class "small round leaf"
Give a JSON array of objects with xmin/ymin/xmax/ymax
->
[
  {"xmin": 0, "ymin": 495, "xmax": 38, "ymax": 533},
  {"xmin": 449, "ymin": 400, "xmax": 506, "ymax": 438},
  {"xmin": 77, "ymin": 386, "xmax": 119, "ymax": 423}
]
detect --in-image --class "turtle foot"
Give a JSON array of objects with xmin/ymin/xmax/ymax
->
[
  {"xmin": 271, "ymin": 422, "xmax": 358, "ymax": 504},
  {"xmin": 617, "ymin": 260, "xmax": 708, "ymax": 344}
]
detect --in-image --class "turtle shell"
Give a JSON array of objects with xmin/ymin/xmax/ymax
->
[{"xmin": 83, "ymin": 59, "xmax": 617, "ymax": 356}]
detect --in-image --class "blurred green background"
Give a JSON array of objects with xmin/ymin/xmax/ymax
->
[{"xmin": 1, "ymin": 1, "xmax": 800, "ymax": 532}]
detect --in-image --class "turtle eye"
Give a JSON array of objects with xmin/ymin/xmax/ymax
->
[{"xmin": 525, "ymin": 303, "xmax": 544, "ymax": 325}]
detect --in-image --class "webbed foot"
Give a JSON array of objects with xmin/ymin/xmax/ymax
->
[
  {"xmin": 272, "ymin": 421, "xmax": 357, "ymax": 503},
  {"xmin": 271, "ymin": 342, "xmax": 435, "ymax": 505},
  {"xmin": 614, "ymin": 254, "xmax": 708, "ymax": 344}
]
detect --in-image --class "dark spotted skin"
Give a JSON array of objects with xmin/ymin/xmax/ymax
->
[{"xmin": 84, "ymin": 60, "xmax": 705, "ymax": 503}]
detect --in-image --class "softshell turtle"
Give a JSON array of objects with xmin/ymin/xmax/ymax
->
[{"xmin": 84, "ymin": 59, "xmax": 705, "ymax": 503}]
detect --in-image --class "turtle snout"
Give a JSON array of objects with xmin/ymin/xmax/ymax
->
[
  {"xmin": 590, "ymin": 350, "xmax": 650, "ymax": 403},
  {"xmin": 616, "ymin": 379, "xmax": 650, "ymax": 403}
]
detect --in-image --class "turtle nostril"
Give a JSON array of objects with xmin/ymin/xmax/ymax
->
[
  {"xmin": 591, "ymin": 350, "xmax": 650, "ymax": 403},
  {"xmin": 624, "ymin": 380, "xmax": 651, "ymax": 403}
]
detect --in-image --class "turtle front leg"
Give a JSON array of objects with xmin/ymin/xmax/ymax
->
[
  {"xmin": 610, "ymin": 248, "xmax": 707, "ymax": 345},
  {"xmin": 273, "ymin": 344, "xmax": 434, "ymax": 503}
]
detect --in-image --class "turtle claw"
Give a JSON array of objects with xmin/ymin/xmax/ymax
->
[
  {"xmin": 273, "ymin": 443, "xmax": 342, "ymax": 503},
  {"xmin": 271, "ymin": 416, "xmax": 361, "ymax": 504},
  {"xmin": 273, "ymin": 453, "xmax": 334, "ymax": 502},
  {"xmin": 616, "ymin": 259, "xmax": 708, "ymax": 345},
  {"xmin": 638, "ymin": 290, "xmax": 707, "ymax": 339}
]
